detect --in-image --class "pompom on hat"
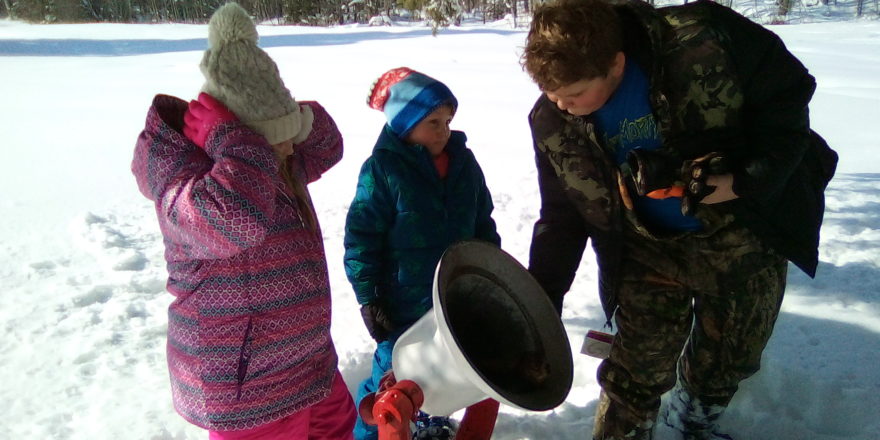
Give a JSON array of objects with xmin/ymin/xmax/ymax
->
[
  {"xmin": 199, "ymin": 2, "xmax": 313, "ymax": 145},
  {"xmin": 367, "ymin": 67, "xmax": 458, "ymax": 137}
]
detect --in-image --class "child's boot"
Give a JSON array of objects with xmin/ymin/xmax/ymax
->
[
  {"xmin": 413, "ymin": 412, "xmax": 455, "ymax": 440},
  {"xmin": 663, "ymin": 385, "xmax": 733, "ymax": 440},
  {"xmin": 592, "ymin": 391, "xmax": 655, "ymax": 440}
]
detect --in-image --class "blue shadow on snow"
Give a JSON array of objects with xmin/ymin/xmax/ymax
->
[{"xmin": 0, "ymin": 28, "xmax": 521, "ymax": 57}]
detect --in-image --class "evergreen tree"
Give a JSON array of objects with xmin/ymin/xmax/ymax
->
[{"xmin": 424, "ymin": 0, "xmax": 461, "ymax": 34}]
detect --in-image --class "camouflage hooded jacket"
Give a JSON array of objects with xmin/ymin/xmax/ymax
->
[{"xmin": 528, "ymin": 0, "xmax": 837, "ymax": 319}]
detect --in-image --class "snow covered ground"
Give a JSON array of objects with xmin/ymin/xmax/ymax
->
[{"xmin": 1, "ymin": 5, "xmax": 878, "ymax": 439}]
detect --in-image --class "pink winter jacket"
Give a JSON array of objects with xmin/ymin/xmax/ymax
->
[{"xmin": 132, "ymin": 94, "xmax": 342, "ymax": 431}]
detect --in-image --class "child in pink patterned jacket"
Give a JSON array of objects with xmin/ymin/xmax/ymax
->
[{"xmin": 131, "ymin": 3, "xmax": 355, "ymax": 439}]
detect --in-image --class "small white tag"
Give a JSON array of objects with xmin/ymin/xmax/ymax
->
[{"xmin": 580, "ymin": 330, "xmax": 613, "ymax": 359}]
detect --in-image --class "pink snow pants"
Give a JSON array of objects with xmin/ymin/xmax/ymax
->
[{"xmin": 209, "ymin": 371, "xmax": 356, "ymax": 440}]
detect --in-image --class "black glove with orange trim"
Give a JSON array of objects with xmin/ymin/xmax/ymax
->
[
  {"xmin": 679, "ymin": 153, "xmax": 731, "ymax": 215},
  {"xmin": 626, "ymin": 149, "xmax": 731, "ymax": 216}
]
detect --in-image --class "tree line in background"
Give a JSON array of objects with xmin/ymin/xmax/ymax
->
[
  {"xmin": 0, "ymin": 0, "xmax": 530, "ymax": 26},
  {"xmin": 0, "ymin": 0, "xmax": 876, "ymax": 27}
]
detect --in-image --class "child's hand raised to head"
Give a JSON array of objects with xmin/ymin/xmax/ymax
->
[{"xmin": 183, "ymin": 92, "xmax": 238, "ymax": 148}]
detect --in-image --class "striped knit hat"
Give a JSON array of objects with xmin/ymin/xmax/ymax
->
[{"xmin": 367, "ymin": 67, "xmax": 458, "ymax": 137}]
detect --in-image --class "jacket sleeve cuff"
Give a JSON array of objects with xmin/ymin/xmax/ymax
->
[{"xmin": 354, "ymin": 284, "xmax": 377, "ymax": 305}]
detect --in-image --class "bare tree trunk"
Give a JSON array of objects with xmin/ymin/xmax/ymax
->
[
  {"xmin": 147, "ymin": 0, "xmax": 157, "ymax": 21},
  {"xmin": 511, "ymin": 0, "xmax": 516, "ymax": 27},
  {"xmin": 79, "ymin": 0, "xmax": 101, "ymax": 20},
  {"xmin": 777, "ymin": 0, "xmax": 792, "ymax": 17}
]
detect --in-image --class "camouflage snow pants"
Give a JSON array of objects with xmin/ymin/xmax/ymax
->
[{"xmin": 592, "ymin": 221, "xmax": 787, "ymax": 440}]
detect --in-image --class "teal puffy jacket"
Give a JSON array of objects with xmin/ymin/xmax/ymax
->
[{"xmin": 344, "ymin": 126, "xmax": 501, "ymax": 329}]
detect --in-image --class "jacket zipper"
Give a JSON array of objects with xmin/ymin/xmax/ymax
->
[{"xmin": 236, "ymin": 317, "xmax": 254, "ymax": 400}]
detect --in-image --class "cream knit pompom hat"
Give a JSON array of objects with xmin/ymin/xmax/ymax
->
[{"xmin": 199, "ymin": 2, "xmax": 313, "ymax": 145}]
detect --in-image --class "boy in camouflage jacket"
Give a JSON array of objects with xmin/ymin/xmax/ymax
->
[{"xmin": 521, "ymin": 0, "xmax": 837, "ymax": 439}]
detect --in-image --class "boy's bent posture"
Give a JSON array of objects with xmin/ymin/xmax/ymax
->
[{"xmin": 521, "ymin": 1, "xmax": 837, "ymax": 439}]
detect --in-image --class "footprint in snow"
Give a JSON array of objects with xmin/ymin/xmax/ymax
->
[{"xmin": 71, "ymin": 211, "xmax": 152, "ymax": 272}]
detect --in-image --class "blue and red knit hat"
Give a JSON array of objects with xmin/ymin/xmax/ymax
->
[{"xmin": 367, "ymin": 67, "xmax": 458, "ymax": 137}]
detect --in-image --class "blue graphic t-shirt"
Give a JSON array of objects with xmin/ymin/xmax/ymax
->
[{"xmin": 593, "ymin": 62, "xmax": 702, "ymax": 232}]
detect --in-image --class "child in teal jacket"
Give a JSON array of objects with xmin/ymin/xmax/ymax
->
[{"xmin": 343, "ymin": 67, "xmax": 500, "ymax": 440}]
